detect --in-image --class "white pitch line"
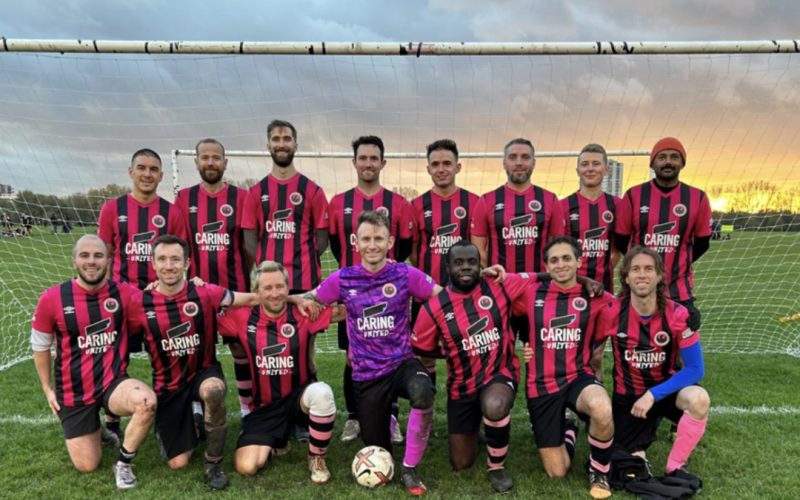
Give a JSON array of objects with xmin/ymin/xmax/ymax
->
[{"xmin": 2, "ymin": 406, "xmax": 799, "ymax": 426}]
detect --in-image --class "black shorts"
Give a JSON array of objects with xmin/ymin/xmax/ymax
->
[
  {"xmin": 353, "ymin": 358, "xmax": 434, "ymax": 451},
  {"xmin": 526, "ymin": 374, "xmax": 602, "ymax": 448},
  {"xmin": 58, "ymin": 376, "xmax": 128, "ymax": 439},
  {"xmin": 675, "ymin": 298, "xmax": 701, "ymax": 330},
  {"xmin": 612, "ymin": 392, "xmax": 683, "ymax": 453},
  {"xmin": 155, "ymin": 364, "xmax": 225, "ymax": 460},
  {"xmin": 447, "ymin": 375, "xmax": 517, "ymax": 435},
  {"xmin": 236, "ymin": 386, "xmax": 309, "ymax": 449}
]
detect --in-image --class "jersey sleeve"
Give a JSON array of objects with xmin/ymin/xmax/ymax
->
[
  {"xmin": 126, "ymin": 294, "xmax": 146, "ymax": 334},
  {"xmin": 411, "ymin": 197, "xmax": 424, "ymax": 244},
  {"xmin": 694, "ymin": 192, "xmax": 713, "ymax": 238},
  {"xmin": 501, "ymin": 272, "xmax": 537, "ymax": 302},
  {"xmin": 673, "ymin": 303, "xmax": 701, "ymax": 349},
  {"xmin": 314, "ymin": 270, "xmax": 341, "ymax": 305},
  {"xmin": 97, "ymin": 199, "xmax": 116, "ymax": 245},
  {"xmin": 203, "ymin": 284, "xmax": 233, "ymax": 311},
  {"xmin": 241, "ymin": 188, "xmax": 260, "ymax": 231},
  {"xmin": 511, "ymin": 284, "xmax": 533, "ymax": 316},
  {"xmin": 327, "ymin": 195, "xmax": 341, "ymax": 235},
  {"xmin": 396, "ymin": 197, "xmax": 415, "ymax": 239},
  {"xmin": 470, "ymin": 197, "xmax": 489, "ymax": 237},
  {"xmin": 217, "ymin": 307, "xmax": 249, "ymax": 338},
  {"xmin": 615, "ymin": 191, "xmax": 633, "ymax": 236},
  {"xmin": 407, "ymin": 266, "xmax": 436, "ymax": 300},
  {"xmin": 411, "ymin": 303, "xmax": 439, "ymax": 352},
  {"xmin": 168, "ymin": 204, "xmax": 189, "ymax": 241},
  {"xmin": 311, "ymin": 186, "xmax": 330, "ymax": 230},
  {"xmin": 31, "ymin": 289, "xmax": 57, "ymax": 334},
  {"xmin": 592, "ymin": 293, "xmax": 613, "ymax": 346},
  {"xmin": 307, "ymin": 306, "xmax": 334, "ymax": 334}
]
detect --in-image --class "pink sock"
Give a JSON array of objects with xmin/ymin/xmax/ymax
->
[
  {"xmin": 666, "ymin": 413, "xmax": 707, "ymax": 473},
  {"xmin": 402, "ymin": 408, "xmax": 433, "ymax": 468}
]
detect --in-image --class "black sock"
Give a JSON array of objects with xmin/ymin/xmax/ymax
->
[
  {"xmin": 564, "ymin": 420, "xmax": 579, "ymax": 462},
  {"xmin": 117, "ymin": 446, "xmax": 136, "ymax": 464},
  {"xmin": 106, "ymin": 419, "xmax": 121, "ymax": 433},
  {"xmin": 344, "ymin": 364, "xmax": 357, "ymax": 420}
]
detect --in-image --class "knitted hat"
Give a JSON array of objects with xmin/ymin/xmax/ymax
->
[{"xmin": 650, "ymin": 137, "xmax": 686, "ymax": 166}]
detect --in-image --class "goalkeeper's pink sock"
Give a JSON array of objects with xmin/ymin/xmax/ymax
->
[
  {"xmin": 666, "ymin": 413, "xmax": 707, "ymax": 473},
  {"xmin": 402, "ymin": 407, "xmax": 433, "ymax": 468}
]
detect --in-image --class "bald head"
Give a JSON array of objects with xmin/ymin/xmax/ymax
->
[{"xmin": 72, "ymin": 234, "xmax": 108, "ymax": 259}]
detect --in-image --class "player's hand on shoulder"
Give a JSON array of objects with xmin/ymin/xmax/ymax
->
[
  {"xmin": 481, "ymin": 264, "xmax": 507, "ymax": 283},
  {"xmin": 577, "ymin": 275, "xmax": 604, "ymax": 297},
  {"xmin": 189, "ymin": 276, "xmax": 206, "ymax": 287}
]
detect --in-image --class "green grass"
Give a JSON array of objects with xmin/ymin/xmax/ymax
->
[{"xmin": 1, "ymin": 352, "xmax": 799, "ymax": 498}]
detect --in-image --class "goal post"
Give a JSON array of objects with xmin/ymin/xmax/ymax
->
[{"xmin": 1, "ymin": 39, "xmax": 800, "ymax": 370}]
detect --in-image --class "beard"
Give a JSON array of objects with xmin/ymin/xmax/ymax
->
[
  {"xmin": 199, "ymin": 168, "xmax": 224, "ymax": 184},
  {"xmin": 76, "ymin": 266, "xmax": 107, "ymax": 286},
  {"xmin": 271, "ymin": 149, "xmax": 295, "ymax": 168}
]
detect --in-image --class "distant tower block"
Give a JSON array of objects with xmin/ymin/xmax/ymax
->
[{"xmin": 603, "ymin": 159, "xmax": 624, "ymax": 197}]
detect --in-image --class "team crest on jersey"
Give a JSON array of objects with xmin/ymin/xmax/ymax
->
[
  {"xmin": 103, "ymin": 298, "xmax": 119, "ymax": 313},
  {"xmin": 382, "ymin": 283, "xmax": 397, "ymax": 298},
  {"xmin": 183, "ymin": 302, "xmax": 199, "ymax": 317},
  {"xmin": 572, "ymin": 297, "xmax": 587, "ymax": 311},
  {"xmin": 528, "ymin": 200, "xmax": 542, "ymax": 212},
  {"xmin": 454, "ymin": 206, "xmax": 467, "ymax": 219},
  {"xmin": 289, "ymin": 192, "xmax": 303, "ymax": 206},
  {"xmin": 673, "ymin": 204, "xmax": 687, "ymax": 217},
  {"xmin": 602, "ymin": 210, "xmax": 614, "ymax": 224},
  {"xmin": 220, "ymin": 204, "xmax": 234, "ymax": 217},
  {"xmin": 478, "ymin": 295, "xmax": 494, "ymax": 310},
  {"xmin": 151, "ymin": 214, "xmax": 166, "ymax": 228},
  {"xmin": 376, "ymin": 206, "xmax": 389, "ymax": 217},
  {"xmin": 654, "ymin": 331, "xmax": 670, "ymax": 346},
  {"xmin": 281, "ymin": 323, "xmax": 296, "ymax": 338}
]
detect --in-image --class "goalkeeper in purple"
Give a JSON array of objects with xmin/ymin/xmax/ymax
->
[{"xmin": 308, "ymin": 210, "xmax": 441, "ymax": 496}]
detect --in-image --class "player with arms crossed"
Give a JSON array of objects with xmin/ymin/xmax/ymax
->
[
  {"xmin": 176, "ymin": 138, "xmax": 253, "ymax": 434},
  {"xmin": 217, "ymin": 261, "xmax": 344, "ymax": 483},
  {"xmin": 32, "ymin": 235, "xmax": 156, "ymax": 490},
  {"xmin": 516, "ymin": 236, "xmax": 614, "ymax": 499},
  {"xmin": 605, "ymin": 246, "xmax": 709, "ymax": 481},
  {"xmin": 328, "ymin": 136, "xmax": 415, "ymax": 443},
  {"xmin": 615, "ymin": 137, "xmax": 712, "ymax": 331},
  {"xmin": 127, "ymin": 235, "xmax": 256, "ymax": 489},
  {"xmin": 410, "ymin": 139, "xmax": 479, "ymax": 388},
  {"xmin": 471, "ymin": 138, "xmax": 565, "ymax": 342},
  {"xmin": 304, "ymin": 210, "xmax": 437, "ymax": 496}
]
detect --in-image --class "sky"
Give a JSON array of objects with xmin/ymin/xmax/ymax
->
[{"xmin": 1, "ymin": 0, "xmax": 799, "ymax": 211}]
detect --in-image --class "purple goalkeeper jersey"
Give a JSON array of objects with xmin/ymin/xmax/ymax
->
[{"xmin": 315, "ymin": 262, "xmax": 435, "ymax": 381}]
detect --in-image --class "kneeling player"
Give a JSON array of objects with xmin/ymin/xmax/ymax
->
[
  {"xmin": 218, "ymin": 261, "xmax": 343, "ymax": 483},
  {"xmin": 517, "ymin": 236, "xmax": 614, "ymax": 499},
  {"xmin": 32, "ymin": 235, "xmax": 156, "ymax": 490},
  {"xmin": 412, "ymin": 240, "xmax": 532, "ymax": 493},
  {"xmin": 606, "ymin": 246, "xmax": 709, "ymax": 478}
]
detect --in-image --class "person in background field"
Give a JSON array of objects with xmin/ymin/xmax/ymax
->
[
  {"xmin": 31, "ymin": 235, "xmax": 156, "ymax": 490},
  {"xmin": 327, "ymin": 136, "xmax": 415, "ymax": 444}
]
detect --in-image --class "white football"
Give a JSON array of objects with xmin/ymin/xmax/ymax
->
[{"xmin": 351, "ymin": 445, "xmax": 394, "ymax": 488}]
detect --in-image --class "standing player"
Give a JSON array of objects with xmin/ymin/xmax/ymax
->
[
  {"xmin": 410, "ymin": 139, "xmax": 479, "ymax": 388},
  {"xmin": 412, "ymin": 241, "xmax": 529, "ymax": 493},
  {"xmin": 471, "ymin": 138, "xmax": 565, "ymax": 341},
  {"xmin": 606, "ymin": 246, "xmax": 709, "ymax": 478},
  {"xmin": 127, "ymin": 235, "xmax": 255, "ymax": 489},
  {"xmin": 615, "ymin": 137, "xmax": 712, "ymax": 330},
  {"xmin": 242, "ymin": 120, "xmax": 330, "ymax": 441},
  {"xmin": 561, "ymin": 144, "xmax": 622, "ymax": 292},
  {"xmin": 31, "ymin": 235, "xmax": 156, "ymax": 490},
  {"xmin": 328, "ymin": 135, "xmax": 415, "ymax": 442},
  {"xmin": 175, "ymin": 138, "xmax": 252, "ymax": 432},
  {"xmin": 516, "ymin": 236, "xmax": 614, "ymax": 499},
  {"xmin": 217, "ymin": 261, "xmax": 344, "ymax": 483},
  {"xmin": 97, "ymin": 148, "xmax": 187, "ymax": 441},
  {"xmin": 306, "ymin": 211, "xmax": 437, "ymax": 496}
]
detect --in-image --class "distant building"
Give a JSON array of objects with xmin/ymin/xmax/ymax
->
[
  {"xmin": 0, "ymin": 183, "xmax": 15, "ymax": 200},
  {"xmin": 603, "ymin": 159, "xmax": 624, "ymax": 197}
]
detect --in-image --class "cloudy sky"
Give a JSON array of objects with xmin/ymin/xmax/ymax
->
[{"xmin": 1, "ymin": 0, "xmax": 799, "ymax": 211}]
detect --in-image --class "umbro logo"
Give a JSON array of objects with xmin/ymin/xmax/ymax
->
[
  {"xmin": 424, "ymin": 210, "xmax": 432, "ymax": 218},
  {"xmin": 348, "ymin": 289, "xmax": 358, "ymax": 297},
  {"xmin": 344, "ymin": 207, "xmax": 353, "ymax": 215},
  {"xmin": 444, "ymin": 312, "xmax": 455, "ymax": 321},
  {"xmin": 535, "ymin": 299, "xmax": 545, "ymax": 307},
  {"xmin": 146, "ymin": 311, "xmax": 157, "ymax": 319},
  {"xmin": 494, "ymin": 203, "xmax": 504, "ymax": 211},
  {"xmin": 189, "ymin": 206, "xmax": 198, "ymax": 213},
  {"xmin": 640, "ymin": 206, "xmax": 649, "ymax": 214},
  {"xmin": 247, "ymin": 325, "xmax": 256, "ymax": 333},
  {"xmin": 117, "ymin": 215, "xmax": 128, "ymax": 223},
  {"xmin": 617, "ymin": 332, "xmax": 627, "ymax": 338},
  {"xmin": 261, "ymin": 195, "xmax": 269, "ymax": 202},
  {"xmin": 570, "ymin": 213, "xmax": 580, "ymax": 221},
  {"xmin": 63, "ymin": 306, "xmax": 75, "ymax": 315}
]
